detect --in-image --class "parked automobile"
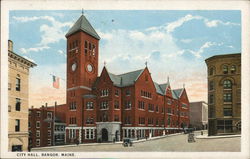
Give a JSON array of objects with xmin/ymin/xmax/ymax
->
[{"xmin": 123, "ymin": 138, "xmax": 133, "ymax": 147}]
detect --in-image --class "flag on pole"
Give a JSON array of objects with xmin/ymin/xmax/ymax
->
[{"xmin": 52, "ymin": 75, "xmax": 60, "ymax": 89}]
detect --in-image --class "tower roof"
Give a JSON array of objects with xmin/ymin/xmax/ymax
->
[{"xmin": 65, "ymin": 15, "xmax": 100, "ymax": 40}]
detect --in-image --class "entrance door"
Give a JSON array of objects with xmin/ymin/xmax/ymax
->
[
  {"xmin": 115, "ymin": 130, "xmax": 119, "ymax": 141},
  {"xmin": 12, "ymin": 145, "xmax": 22, "ymax": 152},
  {"xmin": 101, "ymin": 128, "xmax": 108, "ymax": 142}
]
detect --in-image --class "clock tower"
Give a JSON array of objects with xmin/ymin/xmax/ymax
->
[{"xmin": 65, "ymin": 14, "xmax": 100, "ymax": 143}]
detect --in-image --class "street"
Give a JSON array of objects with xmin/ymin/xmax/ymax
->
[{"xmin": 32, "ymin": 131, "xmax": 240, "ymax": 152}]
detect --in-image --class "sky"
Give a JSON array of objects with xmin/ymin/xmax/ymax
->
[{"xmin": 9, "ymin": 10, "xmax": 241, "ymax": 107}]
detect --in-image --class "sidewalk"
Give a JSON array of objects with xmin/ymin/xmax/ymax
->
[
  {"xmin": 196, "ymin": 134, "xmax": 241, "ymax": 139},
  {"xmin": 32, "ymin": 132, "xmax": 183, "ymax": 150}
]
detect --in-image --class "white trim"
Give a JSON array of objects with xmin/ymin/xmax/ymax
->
[
  {"xmin": 122, "ymin": 126, "xmax": 180, "ymax": 130},
  {"xmin": 66, "ymin": 126, "xmax": 96, "ymax": 130}
]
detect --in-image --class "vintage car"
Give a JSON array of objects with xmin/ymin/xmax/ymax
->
[{"xmin": 123, "ymin": 138, "xmax": 133, "ymax": 147}]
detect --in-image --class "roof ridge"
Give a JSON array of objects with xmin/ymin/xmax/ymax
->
[{"xmin": 117, "ymin": 68, "xmax": 144, "ymax": 76}]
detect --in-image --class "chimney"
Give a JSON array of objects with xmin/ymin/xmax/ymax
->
[
  {"xmin": 8, "ymin": 40, "xmax": 13, "ymax": 51},
  {"xmin": 31, "ymin": 106, "xmax": 34, "ymax": 109},
  {"xmin": 45, "ymin": 103, "xmax": 48, "ymax": 107}
]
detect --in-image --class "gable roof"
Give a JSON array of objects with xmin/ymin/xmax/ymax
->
[
  {"xmin": 172, "ymin": 88, "xmax": 184, "ymax": 99},
  {"xmin": 65, "ymin": 15, "xmax": 100, "ymax": 39},
  {"xmin": 107, "ymin": 69, "xmax": 144, "ymax": 87},
  {"xmin": 154, "ymin": 82, "xmax": 164, "ymax": 95}
]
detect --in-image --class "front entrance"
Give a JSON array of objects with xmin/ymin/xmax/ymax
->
[
  {"xmin": 101, "ymin": 128, "xmax": 108, "ymax": 142},
  {"xmin": 12, "ymin": 145, "xmax": 22, "ymax": 152}
]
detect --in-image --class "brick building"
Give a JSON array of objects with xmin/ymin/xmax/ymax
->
[
  {"xmin": 28, "ymin": 103, "xmax": 67, "ymax": 148},
  {"xmin": 65, "ymin": 14, "xmax": 190, "ymax": 143},
  {"xmin": 8, "ymin": 40, "xmax": 36, "ymax": 151},
  {"xmin": 189, "ymin": 101, "xmax": 208, "ymax": 130},
  {"xmin": 205, "ymin": 53, "xmax": 241, "ymax": 136}
]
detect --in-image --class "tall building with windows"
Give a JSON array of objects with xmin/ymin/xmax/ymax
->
[
  {"xmin": 64, "ymin": 14, "xmax": 190, "ymax": 144},
  {"xmin": 205, "ymin": 53, "xmax": 241, "ymax": 136},
  {"xmin": 8, "ymin": 40, "xmax": 36, "ymax": 151}
]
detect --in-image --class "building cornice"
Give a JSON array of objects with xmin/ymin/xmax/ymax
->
[{"xmin": 8, "ymin": 51, "xmax": 37, "ymax": 67}]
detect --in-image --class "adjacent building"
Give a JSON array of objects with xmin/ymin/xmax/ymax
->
[
  {"xmin": 205, "ymin": 53, "xmax": 241, "ymax": 136},
  {"xmin": 189, "ymin": 101, "xmax": 208, "ymax": 130},
  {"xmin": 64, "ymin": 14, "xmax": 190, "ymax": 144},
  {"xmin": 8, "ymin": 40, "xmax": 36, "ymax": 151},
  {"xmin": 28, "ymin": 103, "xmax": 67, "ymax": 148}
]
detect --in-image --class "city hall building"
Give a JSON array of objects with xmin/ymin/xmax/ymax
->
[{"xmin": 65, "ymin": 14, "xmax": 190, "ymax": 143}]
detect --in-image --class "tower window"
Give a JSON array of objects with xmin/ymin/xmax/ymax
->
[{"xmin": 209, "ymin": 94, "xmax": 214, "ymax": 104}]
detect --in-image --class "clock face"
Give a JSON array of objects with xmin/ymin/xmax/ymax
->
[
  {"xmin": 87, "ymin": 64, "xmax": 93, "ymax": 73},
  {"xmin": 71, "ymin": 62, "xmax": 77, "ymax": 71}
]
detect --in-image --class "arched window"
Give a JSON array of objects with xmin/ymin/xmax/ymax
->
[
  {"xmin": 223, "ymin": 65, "xmax": 228, "ymax": 74},
  {"xmin": 223, "ymin": 80, "xmax": 232, "ymax": 89},
  {"xmin": 231, "ymin": 65, "xmax": 236, "ymax": 73}
]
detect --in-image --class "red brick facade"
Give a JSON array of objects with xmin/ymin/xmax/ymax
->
[
  {"xmin": 28, "ymin": 104, "xmax": 67, "ymax": 148},
  {"xmin": 64, "ymin": 15, "xmax": 190, "ymax": 144}
]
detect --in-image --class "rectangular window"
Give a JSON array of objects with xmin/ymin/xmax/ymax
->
[
  {"xmin": 124, "ymin": 116, "xmax": 131, "ymax": 124},
  {"xmin": 8, "ymin": 83, "xmax": 11, "ymax": 90},
  {"xmin": 47, "ymin": 139, "xmax": 51, "ymax": 145},
  {"xmin": 69, "ymin": 101, "xmax": 77, "ymax": 110},
  {"xmin": 148, "ymin": 104, "xmax": 154, "ymax": 112},
  {"xmin": 126, "ymin": 89, "xmax": 131, "ymax": 96},
  {"xmin": 47, "ymin": 112, "xmax": 52, "ymax": 119},
  {"xmin": 36, "ymin": 130, "xmax": 40, "ymax": 137},
  {"xmin": 86, "ymin": 117, "xmax": 94, "ymax": 124},
  {"xmin": 138, "ymin": 101, "xmax": 145, "ymax": 110},
  {"xmin": 224, "ymin": 93, "xmax": 232, "ymax": 102},
  {"xmin": 114, "ymin": 100, "xmax": 119, "ymax": 109},
  {"xmin": 100, "ymin": 101, "xmax": 109, "ymax": 109},
  {"xmin": 223, "ymin": 108, "xmax": 232, "ymax": 116},
  {"xmin": 114, "ymin": 115, "xmax": 119, "ymax": 121},
  {"xmin": 209, "ymin": 94, "xmax": 214, "ymax": 104},
  {"xmin": 115, "ymin": 89, "xmax": 119, "ymax": 96},
  {"xmin": 48, "ymin": 122, "xmax": 51, "ymax": 128},
  {"xmin": 209, "ymin": 81, "xmax": 214, "ymax": 91},
  {"xmin": 15, "ymin": 119, "xmax": 20, "ymax": 132},
  {"xmin": 36, "ymin": 111, "xmax": 41, "ymax": 117},
  {"xmin": 86, "ymin": 102, "xmax": 94, "ymax": 109},
  {"xmin": 15, "ymin": 98, "xmax": 21, "ymax": 111},
  {"xmin": 28, "ymin": 122, "xmax": 31, "ymax": 128},
  {"xmin": 36, "ymin": 139, "xmax": 40, "ymax": 146},
  {"xmin": 36, "ymin": 121, "xmax": 40, "ymax": 128},
  {"xmin": 16, "ymin": 78, "xmax": 21, "ymax": 91},
  {"xmin": 8, "ymin": 105, "xmax": 11, "ymax": 112},
  {"xmin": 48, "ymin": 130, "xmax": 51, "ymax": 137},
  {"xmin": 101, "ymin": 89, "xmax": 109, "ymax": 97},
  {"xmin": 125, "ymin": 100, "xmax": 132, "ymax": 109},
  {"xmin": 208, "ymin": 107, "xmax": 215, "ymax": 118}
]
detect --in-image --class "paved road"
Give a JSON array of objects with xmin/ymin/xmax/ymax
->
[{"xmin": 33, "ymin": 131, "xmax": 240, "ymax": 152}]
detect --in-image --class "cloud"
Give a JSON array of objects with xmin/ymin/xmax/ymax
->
[
  {"xmin": 187, "ymin": 42, "xmax": 217, "ymax": 58},
  {"xmin": 19, "ymin": 46, "xmax": 50, "ymax": 54},
  {"xmin": 57, "ymin": 50, "xmax": 66, "ymax": 57},
  {"xmin": 180, "ymin": 39, "xmax": 192, "ymax": 43},
  {"xmin": 12, "ymin": 15, "xmax": 73, "ymax": 53},
  {"xmin": 166, "ymin": 14, "xmax": 203, "ymax": 33},
  {"xmin": 204, "ymin": 19, "xmax": 240, "ymax": 27}
]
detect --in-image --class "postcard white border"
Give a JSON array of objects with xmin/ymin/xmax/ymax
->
[{"xmin": 1, "ymin": 0, "xmax": 250, "ymax": 158}]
